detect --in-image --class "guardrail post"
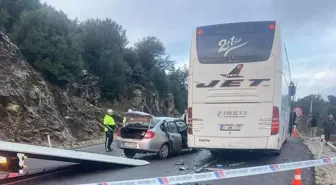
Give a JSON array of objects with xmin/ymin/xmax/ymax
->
[
  {"xmin": 318, "ymin": 134, "xmax": 325, "ymax": 158},
  {"xmin": 47, "ymin": 135, "xmax": 52, "ymax": 148}
]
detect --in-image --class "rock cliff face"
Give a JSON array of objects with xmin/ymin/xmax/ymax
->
[
  {"xmin": 0, "ymin": 32, "xmax": 105, "ymax": 147},
  {"xmin": 0, "ymin": 32, "xmax": 179, "ymax": 147}
]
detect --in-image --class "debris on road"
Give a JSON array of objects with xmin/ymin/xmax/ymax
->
[
  {"xmin": 229, "ymin": 162, "xmax": 245, "ymax": 167},
  {"xmin": 194, "ymin": 168, "xmax": 211, "ymax": 173},
  {"xmin": 179, "ymin": 167, "xmax": 188, "ymax": 171},
  {"xmin": 175, "ymin": 162, "xmax": 185, "ymax": 165},
  {"xmin": 204, "ymin": 167, "xmax": 223, "ymax": 171},
  {"xmin": 300, "ymin": 132, "xmax": 336, "ymax": 185},
  {"xmin": 215, "ymin": 164, "xmax": 223, "ymax": 168}
]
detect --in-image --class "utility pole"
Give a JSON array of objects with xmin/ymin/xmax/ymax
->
[{"xmin": 310, "ymin": 94, "xmax": 314, "ymax": 114}]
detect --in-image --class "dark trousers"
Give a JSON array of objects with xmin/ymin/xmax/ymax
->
[
  {"xmin": 289, "ymin": 125, "xmax": 293, "ymax": 136},
  {"xmin": 325, "ymin": 132, "xmax": 331, "ymax": 142},
  {"xmin": 105, "ymin": 131, "xmax": 114, "ymax": 150}
]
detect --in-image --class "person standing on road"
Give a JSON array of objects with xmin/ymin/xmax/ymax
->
[
  {"xmin": 289, "ymin": 110, "xmax": 297, "ymax": 136},
  {"xmin": 104, "ymin": 109, "xmax": 116, "ymax": 152},
  {"xmin": 324, "ymin": 114, "xmax": 336, "ymax": 142},
  {"xmin": 310, "ymin": 114, "xmax": 317, "ymax": 138},
  {"xmin": 180, "ymin": 109, "xmax": 187, "ymax": 123},
  {"xmin": 306, "ymin": 113, "xmax": 317, "ymax": 140}
]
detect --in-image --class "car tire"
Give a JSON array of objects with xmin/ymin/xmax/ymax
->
[
  {"xmin": 124, "ymin": 149, "xmax": 136, "ymax": 158},
  {"xmin": 158, "ymin": 143, "xmax": 170, "ymax": 159}
]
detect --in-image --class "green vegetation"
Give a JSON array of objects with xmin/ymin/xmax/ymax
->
[
  {"xmin": 0, "ymin": 0, "xmax": 188, "ymax": 113},
  {"xmin": 295, "ymin": 95, "xmax": 336, "ymax": 123}
]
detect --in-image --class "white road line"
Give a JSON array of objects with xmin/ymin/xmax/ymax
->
[{"xmin": 80, "ymin": 144, "xmax": 104, "ymax": 150}]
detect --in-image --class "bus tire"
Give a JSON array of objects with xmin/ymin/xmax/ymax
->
[
  {"xmin": 191, "ymin": 148, "xmax": 200, "ymax": 153},
  {"xmin": 273, "ymin": 149, "xmax": 282, "ymax": 156},
  {"xmin": 124, "ymin": 149, "xmax": 137, "ymax": 158},
  {"xmin": 210, "ymin": 150, "xmax": 221, "ymax": 156},
  {"xmin": 158, "ymin": 143, "xmax": 170, "ymax": 159}
]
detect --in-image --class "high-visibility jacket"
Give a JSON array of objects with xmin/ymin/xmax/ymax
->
[
  {"xmin": 104, "ymin": 114, "xmax": 116, "ymax": 132},
  {"xmin": 123, "ymin": 116, "xmax": 126, "ymax": 124}
]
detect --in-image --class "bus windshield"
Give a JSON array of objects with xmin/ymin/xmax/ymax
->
[{"xmin": 196, "ymin": 21, "xmax": 275, "ymax": 64}]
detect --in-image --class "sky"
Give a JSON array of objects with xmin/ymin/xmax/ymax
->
[{"xmin": 42, "ymin": 0, "xmax": 336, "ymax": 98}]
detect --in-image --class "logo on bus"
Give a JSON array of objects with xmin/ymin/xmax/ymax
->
[
  {"xmin": 218, "ymin": 36, "xmax": 248, "ymax": 57},
  {"xmin": 220, "ymin": 64, "xmax": 244, "ymax": 78},
  {"xmin": 196, "ymin": 64, "xmax": 270, "ymax": 88}
]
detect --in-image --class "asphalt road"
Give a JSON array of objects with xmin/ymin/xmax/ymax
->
[{"xmin": 7, "ymin": 137, "xmax": 315, "ymax": 185}]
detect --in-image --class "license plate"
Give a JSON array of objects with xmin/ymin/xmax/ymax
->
[
  {"xmin": 220, "ymin": 124, "xmax": 242, "ymax": 131},
  {"xmin": 122, "ymin": 142, "xmax": 137, "ymax": 148}
]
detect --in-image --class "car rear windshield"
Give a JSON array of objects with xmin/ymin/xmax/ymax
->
[
  {"xmin": 196, "ymin": 21, "xmax": 275, "ymax": 64},
  {"xmin": 151, "ymin": 118, "xmax": 161, "ymax": 127}
]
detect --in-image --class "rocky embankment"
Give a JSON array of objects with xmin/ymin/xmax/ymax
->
[
  {"xmin": 0, "ymin": 32, "xmax": 179, "ymax": 148},
  {"xmin": 0, "ymin": 32, "xmax": 106, "ymax": 147}
]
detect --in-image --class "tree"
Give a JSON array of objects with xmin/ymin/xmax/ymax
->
[
  {"xmin": 168, "ymin": 66, "xmax": 189, "ymax": 112},
  {"xmin": 0, "ymin": 0, "xmax": 42, "ymax": 33},
  {"xmin": 10, "ymin": 6, "xmax": 83, "ymax": 85},
  {"xmin": 79, "ymin": 19, "xmax": 129, "ymax": 100},
  {"xmin": 135, "ymin": 36, "xmax": 174, "ymax": 72},
  {"xmin": 327, "ymin": 95, "xmax": 336, "ymax": 105},
  {"xmin": 2, "ymin": 1, "xmax": 189, "ymax": 114}
]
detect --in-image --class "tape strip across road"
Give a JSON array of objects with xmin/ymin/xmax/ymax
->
[{"xmin": 79, "ymin": 156, "xmax": 336, "ymax": 185}]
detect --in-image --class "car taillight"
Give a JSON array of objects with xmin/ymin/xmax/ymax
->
[
  {"xmin": 144, "ymin": 130, "xmax": 155, "ymax": 139},
  {"xmin": 271, "ymin": 106, "xmax": 279, "ymax": 135},
  {"xmin": 116, "ymin": 128, "xmax": 121, "ymax": 137},
  {"xmin": 187, "ymin": 107, "xmax": 193, "ymax": 134}
]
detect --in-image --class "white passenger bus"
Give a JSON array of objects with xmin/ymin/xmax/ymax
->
[{"xmin": 187, "ymin": 21, "xmax": 294, "ymax": 156}]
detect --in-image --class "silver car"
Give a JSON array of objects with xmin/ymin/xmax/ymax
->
[{"xmin": 116, "ymin": 111, "xmax": 192, "ymax": 159}]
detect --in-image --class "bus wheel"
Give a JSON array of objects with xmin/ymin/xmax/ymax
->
[
  {"xmin": 273, "ymin": 149, "xmax": 282, "ymax": 156},
  {"xmin": 191, "ymin": 148, "xmax": 201, "ymax": 153}
]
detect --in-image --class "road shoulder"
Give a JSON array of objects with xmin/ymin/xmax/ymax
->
[{"xmin": 300, "ymin": 132, "xmax": 336, "ymax": 185}]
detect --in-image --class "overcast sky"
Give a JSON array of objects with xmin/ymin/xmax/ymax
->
[{"xmin": 42, "ymin": 0, "xmax": 336, "ymax": 98}]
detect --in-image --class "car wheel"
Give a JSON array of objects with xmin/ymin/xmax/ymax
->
[
  {"xmin": 124, "ymin": 149, "xmax": 136, "ymax": 158},
  {"xmin": 158, "ymin": 143, "xmax": 170, "ymax": 159}
]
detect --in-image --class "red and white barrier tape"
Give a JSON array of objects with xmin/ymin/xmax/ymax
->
[{"xmin": 78, "ymin": 157, "xmax": 336, "ymax": 185}]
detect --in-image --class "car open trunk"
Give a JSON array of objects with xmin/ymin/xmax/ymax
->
[
  {"xmin": 120, "ymin": 111, "xmax": 153, "ymax": 140},
  {"xmin": 120, "ymin": 124, "xmax": 149, "ymax": 139}
]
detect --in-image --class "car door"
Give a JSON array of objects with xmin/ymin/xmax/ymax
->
[
  {"xmin": 175, "ymin": 120, "xmax": 188, "ymax": 148},
  {"xmin": 166, "ymin": 121, "xmax": 182, "ymax": 152}
]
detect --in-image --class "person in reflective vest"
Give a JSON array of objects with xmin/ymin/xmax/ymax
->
[{"xmin": 104, "ymin": 109, "xmax": 116, "ymax": 152}]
